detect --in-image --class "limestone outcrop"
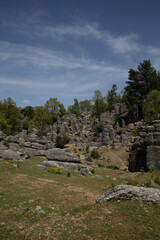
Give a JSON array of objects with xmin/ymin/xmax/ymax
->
[
  {"xmin": 96, "ymin": 185, "xmax": 160, "ymax": 205},
  {"xmin": 129, "ymin": 120, "xmax": 160, "ymax": 171}
]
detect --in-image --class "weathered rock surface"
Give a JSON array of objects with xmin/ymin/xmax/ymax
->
[
  {"xmin": 129, "ymin": 120, "xmax": 160, "ymax": 171},
  {"xmin": 46, "ymin": 148, "xmax": 80, "ymax": 163},
  {"xmin": 0, "ymin": 149, "xmax": 27, "ymax": 161},
  {"xmin": 96, "ymin": 185, "xmax": 160, "ymax": 205}
]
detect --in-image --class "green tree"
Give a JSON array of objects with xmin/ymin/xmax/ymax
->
[
  {"xmin": 79, "ymin": 99, "xmax": 92, "ymax": 111},
  {"xmin": 143, "ymin": 90, "xmax": 160, "ymax": 124},
  {"xmin": 0, "ymin": 97, "xmax": 22, "ymax": 135},
  {"xmin": 68, "ymin": 98, "xmax": 80, "ymax": 116},
  {"xmin": 92, "ymin": 90, "xmax": 106, "ymax": 117},
  {"xmin": 106, "ymin": 84, "xmax": 117, "ymax": 112},
  {"xmin": 44, "ymin": 98, "xmax": 66, "ymax": 122},
  {"xmin": 125, "ymin": 60, "xmax": 159, "ymax": 121},
  {"xmin": 22, "ymin": 106, "xmax": 34, "ymax": 119}
]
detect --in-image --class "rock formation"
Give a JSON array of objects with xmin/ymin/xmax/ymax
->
[
  {"xmin": 129, "ymin": 120, "xmax": 160, "ymax": 171},
  {"xmin": 96, "ymin": 185, "xmax": 160, "ymax": 206}
]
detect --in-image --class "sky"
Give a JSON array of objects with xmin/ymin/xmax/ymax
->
[{"xmin": 0, "ymin": 0, "xmax": 160, "ymax": 108}]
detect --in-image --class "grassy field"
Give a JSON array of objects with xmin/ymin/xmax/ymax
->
[{"xmin": 0, "ymin": 152, "xmax": 160, "ymax": 240}]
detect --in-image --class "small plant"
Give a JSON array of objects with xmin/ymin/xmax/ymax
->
[
  {"xmin": 115, "ymin": 114, "xmax": 119, "ymax": 124},
  {"xmin": 90, "ymin": 168, "xmax": 95, "ymax": 174},
  {"xmin": 90, "ymin": 149, "xmax": 100, "ymax": 159},
  {"xmin": 86, "ymin": 145, "xmax": 89, "ymax": 153},
  {"xmin": 56, "ymin": 126, "xmax": 61, "ymax": 134},
  {"xmin": 154, "ymin": 176, "xmax": 160, "ymax": 185},
  {"xmin": 4, "ymin": 156, "xmax": 13, "ymax": 161},
  {"xmin": 86, "ymin": 156, "xmax": 92, "ymax": 162},
  {"xmin": 144, "ymin": 181, "xmax": 152, "ymax": 188},
  {"xmin": 98, "ymin": 163, "xmax": 104, "ymax": 168},
  {"xmin": 94, "ymin": 124, "xmax": 104, "ymax": 134},
  {"xmin": 140, "ymin": 167, "xmax": 145, "ymax": 175},
  {"xmin": 106, "ymin": 165, "xmax": 119, "ymax": 170},
  {"xmin": 55, "ymin": 136, "xmax": 69, "ymax": 148},
  {"xmin": 68, "ymin": 120, "xmax": 71, "ymax": 127},
  {"xmin": 48, "ymin": 167, "xmax": 63, "ymax": 174},
  {"xmin": 67, "ymin": 172, "xmax": 71, "ymax": 177},
  {"xmin": 17, "ymin": 161, "xmax": 20, "ymax": 168}
]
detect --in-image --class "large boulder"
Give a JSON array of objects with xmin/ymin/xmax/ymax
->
[
  {"xmin": 0, "ymin": 149, "xmax": 26, "ymax": 161},
  {"xmin": 96, "ymin": 185, "xmax": 160, "ymax": 205},
  {"xmin": 46, "ymin": 148, "xmax": 80, "ymax": 163}
]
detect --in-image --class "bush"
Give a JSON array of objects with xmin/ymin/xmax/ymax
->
[
  {"xmin": 90, "ymin": 168, "xmax": 95, "ymax": 174},
  {"xmin": 86, "ymin": 156, "xmax": 92, "ymax": 162},
  {"xmin": 90, "ymin": 149, "xmax": 100, "ymax": 159},
  {"xmin": 47, "ymin": 167, "xmax": 63, "ymax": 174},
  {"xmin": 94, "ymin": 124, "xmax": 104, "ymax": 134},
  {"xmin": 55, "ymin": 136, "xmax": 69, "ymax": 148},
  {"xmin": 154, "ymin": 177, "xmax": 160, "ymax": 185},
  {"xmin": 98, "ymin": 163, "xmax": 104, "ymax": 168},
  {"xmin": 106, "ymin": 165, "xmax": 119, "ymax": 170}
]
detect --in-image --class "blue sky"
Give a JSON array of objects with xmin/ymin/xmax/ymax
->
[{"xmin": 0, "ymin": 0, "xmax": 160, "ymax": 108}]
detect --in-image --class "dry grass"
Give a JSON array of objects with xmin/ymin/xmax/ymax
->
[{"xmin": 0, "ymin": 152, "xmax": 160, "ymax": 240}]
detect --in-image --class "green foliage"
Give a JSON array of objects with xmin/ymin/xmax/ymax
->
[
  {"xmin": 106, "ymin": 165, "xmax": 119, "ymax": 170},
  {"xmin": 22, "ymin": 106, "xmax": 34, "ymax": 119},
  {"xmin": 125, "ymin": 60, "xmax": 160, "ymax": 121},
  {"xmin": 44, "ymin": 98, "xmax": 66, "ymax": 117},
  {"xmin": 47, "ymin": 167, "xmax": 63, "ymax": 174},
  {"xmin": 143, "ymin": 90, "xmax": 160, "ymax": 124},
  {"xmin": 67, "ymin": 172, "xmax": 71, "ymax": 177},
  {"xmin": 90, "ymin": 149, "xmax": 100, "ymax": 159},
  {"xmin": 92, "ymin": 90, "xmax": 107, "ymax": 117},
  {"xmin": 56, "ymin": 126, "xmax": 61, "ymax": 134},
  {"xmin": 0, "ymin": 97, "xmax": 22, "ymax": 135},
  {"xmin": 98, "ymin": 163, "xmax": 104, "ymax": 168},
  {"xmin": 68, "ymin": 98, "xmax": 80, "ymax": 116},
  {"xmin": 115, "ymin": 114, "xmax": 120, "ymax": 124},
  {"xmin": 86, "ymin": 156, "xmax": 93, "ymax": 162},
  {"xmin": 94, "ymin": 124, "xmax": 104, "ymax": 134},
  {"xmin": 79, "ymin": 99, "xmax": 92, "ymax": 111},
  {"xmin": 106, "ymin": 84, "xmax": 117, "ymax": 112},
  {"xmin": 55, "ymin": 136, "xmax": 69, "ymax": 148},
  {"xmin": 154, "ymin": 177, "xmax": 160, "ymax": 185},
  {"xmin": 90, "ymin": 168, "xmax": 95, "ymax": 174}
]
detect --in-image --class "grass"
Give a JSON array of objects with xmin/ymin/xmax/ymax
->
[{"xmin": 0, "ymin": 155, "xmax": 160, "ymax": 240}]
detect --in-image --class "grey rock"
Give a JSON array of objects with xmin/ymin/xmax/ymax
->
[
  {"xmin": 146, "ymin": 146, "xmax": 160, "ymax": 170},
  {"xmin": 46, "ymin": 148, "xmax": 80, "ymax": 163},
  {"xmin": 96, "ymin": 185, "xmax": 160, "ymax": 205},
  {"xmin": 0, "ymin": 149, "xmax": 25, "ymax": 161}
]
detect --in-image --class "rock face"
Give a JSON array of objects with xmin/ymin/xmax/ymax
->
[
  {"xmin": 96, "ymin": 185, "xmax": 160, "ymax": 206},
  {"xmin": 42, "ymin": 148, "xmax": 91, "ymax": 174},
  {"xmin": 129, "ymin": 120, "xmax": 160, "ymax": 171},
  {"xmin": 0, "ymin": 149, "xmax": 27, "ymax": 161}
]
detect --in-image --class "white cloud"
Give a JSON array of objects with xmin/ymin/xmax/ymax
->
[{"xmin": 22, "ymin": 99, "xmax": 30, "ymax": 105}]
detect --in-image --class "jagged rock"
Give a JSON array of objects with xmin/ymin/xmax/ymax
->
[
  {"xmin": 42, "ymin": 160, "xmax": 89, "ymax": 173},
  {"xmin": 46, "ymin": 148, "xmax": 80, "ymax": 163},
  {"xmin": 96, "ymin": 185, "xmax": 160, "ymax": 205},
  {"xmin": 146, "ymin": 146, "xmax": 160, "ymax": 170},
  {"xmin": 0, "ymin": 149, "xmax": 26, "ymax": 161},
  {"xmin": 129, "ymin": 121, "xmax": 160, "ymax": 171}
]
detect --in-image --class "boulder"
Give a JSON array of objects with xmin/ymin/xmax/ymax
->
[
  {"xmin": 46, "ymin": 148, "xmax": 80, "ymax": 163},
  {"xmin": 0, "ymin": 149, "xmax": 26, "ymax": 161},
  {"xmin": 96, "ymin": 185, "xmax": 160, "ymax": 205}
]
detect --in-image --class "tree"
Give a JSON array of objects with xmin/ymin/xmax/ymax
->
[
  {"xmin": 22, "ymin": 106, "xmax": 34, "ymax": 119},
  {"xmin": 92, "ymin": 90, "xmax": 107, "ymax": 117},
  {"xmin": 68, "ymin": 98, "xmax": 80, "ymax": 116},
  {"xmin": 79, "ymin": 99, "xmax": 92, "ymax": 111},
  {"xmin": 125, "ymin": 60, "xmax": 160, "ymax": 121},
  {"xmin": 0, "ymin": 97, "xmax": 22, "ymax": 135},
  {"xmin": 106, "ymin": 84, "xmax": 117, "ymax": 112},
  {"xmin": 44, "ymin": 98, "xmax": 66, "ymax": 122},
  {"xmin": 143, "ymin": 90, "xmax": 160, "ymax": 124}
]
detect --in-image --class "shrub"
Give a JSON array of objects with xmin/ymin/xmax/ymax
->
[
  {"xmin": 94, "ymin": 124, "xmax": 104, "ymax": 134},
  {"xmin": 98, "ymin": 163, "xmax": 104, "ymax": 168},
  {"xmin": 67, "ymin": 172, "xmax": 71, "ymax": 177},
  {"xmin": 56, "ymin": 126, "xmax": 61, "ymax": 134},
  {"xmin": 86, "ymin": 156, "xmax": 92, "ymax": 162},
  {"xmin": 106, "ymin": 165, "xmax": 119, "ymax": 170},
  {"xmin": 86, "ymin": 145, "xmax": 89, "ymax": 153},
  {"xmin": 48, "ymin": 167, "xmax": 63, "ymax": 174},
  {"xmin": 154, "ymin": 177, "xmax": 160, "ymax": 185},
  {"xmin": 90, "ymin": 149, "xmax": 100, "ymax": 159},
  {"xmin": 90, "ymin": 168, "xmax": 95, "ymax": 174},
  {"xmin": 55, "ymin": 136, "xmax": 69, "ymax": 148}
]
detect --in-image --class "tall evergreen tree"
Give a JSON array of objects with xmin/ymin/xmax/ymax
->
[{"xmin": 125, "ymin": 60, "xmax": 160, "ymax": 121}]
